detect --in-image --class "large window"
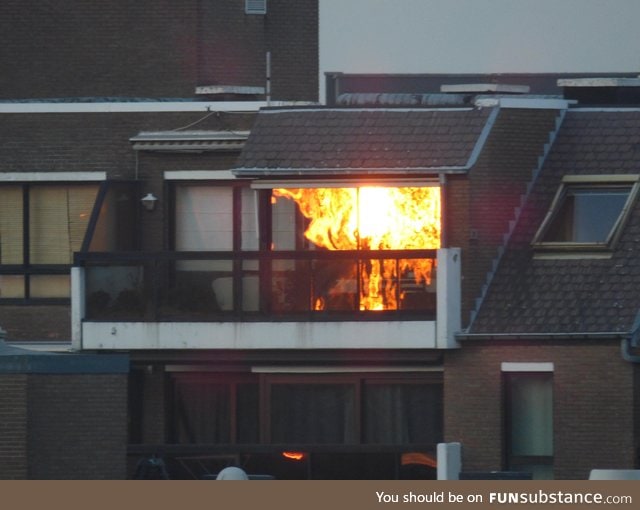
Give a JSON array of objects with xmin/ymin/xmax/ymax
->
[
  {"xmin": 163, "ymin": 182, "xmax": 440, "ymax": 318},
  {"xmin": 268, "ymin": 184, "xmax": 440, "ymax": 313},
  {"xmin": 534, "ymin": 175, "xmax": 638, "ymax": 250},
  {"xmin": 168, "ymin": 372, "xmax": 442, "ymax": 447},
  {"xmin": 0, "ymin": 183, "xmax": 99, "ymax": 300}
]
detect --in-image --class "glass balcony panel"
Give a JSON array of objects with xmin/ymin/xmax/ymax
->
[
  {"xmin": 80, "ymin": 251, "xmax": 439, "ymax": 320},
  {"xmin": 270, "ymin": 259, "xmax": 312, "ymax": 313},
  {"xmin": 85, "ymin": 265, "xmax": 144, "ymax": 319},
  {"xmin": 161, "ymin": 261, "xmax": 231, "ymax": 318},
  {"xmin": 312, "ymin": 259, "xmax": 357, "ymax": 312},
  {"xmin": 398, "ymin": 258, "xmax": 437, "ymax": 311}
]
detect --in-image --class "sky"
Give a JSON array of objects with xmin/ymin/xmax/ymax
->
[{"xmin": 319, "ymin": 0, "xmax": 640, "ymax": 99}]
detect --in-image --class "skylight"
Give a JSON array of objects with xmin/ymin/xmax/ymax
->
[{"xmin": 533, "ymin": 175, "xmax": 639, "ymax": 250}]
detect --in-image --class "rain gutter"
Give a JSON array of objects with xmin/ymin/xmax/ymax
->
[{"xmin": 456, "ymin": 332, "xmax": 628, "ymax": 342}]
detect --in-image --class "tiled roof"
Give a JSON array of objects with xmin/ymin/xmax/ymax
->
[
  {"xmin": 0, "ymin": 111, "xmax": 253, "ymax": 176},
  {"xmin": 471, "ymin": 109, "xmax": 640, "ymax": 335},
  {"xmin": 234, "ymin": 107, "xmax": 492, "ymax": 176}
]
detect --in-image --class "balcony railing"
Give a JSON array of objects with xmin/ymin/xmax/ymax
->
[{"xmin": 75, "ymin": 250, "xmax": 438, "ymax": 322}]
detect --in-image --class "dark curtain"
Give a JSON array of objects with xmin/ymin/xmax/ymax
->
[
  {"xmin": 364, "ymin": 384, "xmax": 442, "ymax": 444},
  {"xmin": 270, "ymin": 384, "xmax": 357, "ymax": 443}
]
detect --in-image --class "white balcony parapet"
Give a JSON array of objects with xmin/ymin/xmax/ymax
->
[
  {"xmin": 436, "ymin": 248, "xmax": 461, "ymax": 348},
  {"xmin": 73, "ymin": 248, "xmax": 462, "ymax": 351}
]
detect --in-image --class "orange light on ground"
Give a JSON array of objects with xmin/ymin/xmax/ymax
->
[
  {"xmin": 273, "ymin": 186, "xmax": 441, "ymax": 311},
  {"xmin": 282, "ymin": 451, "xmax": 306, "ymax": 461}
]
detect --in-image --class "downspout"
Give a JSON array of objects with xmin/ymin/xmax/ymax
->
[{"xmin": 621, "ymin": 311, "xmax": 640, "ymax": 363}]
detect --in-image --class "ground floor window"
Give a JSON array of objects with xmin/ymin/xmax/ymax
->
[
  {"xmin": 154, "ymin": 370, "xmax": 442, "ymax": 479},
  {"xmin": 504, "ymin": 371, "xmax": 554, "ymax": 479},
  {"xmin": 168, "ymin": 372, "xmax": 442, "ymax": 446}
]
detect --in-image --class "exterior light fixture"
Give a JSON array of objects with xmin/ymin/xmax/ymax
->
[{"xmin": 141, "ymin": 192, "xmax": 158, "ymax": 211}]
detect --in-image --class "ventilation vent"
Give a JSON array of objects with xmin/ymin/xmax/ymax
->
[{"xmin": 245, "ymin": 0, "xmax": 267, "ymax": 15}]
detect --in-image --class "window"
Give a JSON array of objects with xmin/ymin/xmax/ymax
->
[
  {"xmin": 534, "ymin": 175, "xmax": 639, "ymax": 250},
  {"xmin": 161, "ymin": 182, "xmax": 439, "ymax": 318},
  {"xmin": 245, "ymin": 0, "xmax": 267, "ymax": 15},
  {"xmin": 164, "ymin": 371, "xmax": 441, "ymax": 479},
  {"xmin": 0, "ymin": 183, "xmax": 99, "ymax": 300},
  {"xmin": 268, "ymin": 184, "xmax": 440, "ymax": 313},
  {"xmin": 169, "ymin": 373, "xmax": 259, "ymax": 444},
  {"xmin": 504, "ymin": 370, "xmax": 554, "ymax": 480},
  {"xmin": 168, "ymin": 372, "xmax": 442, "ymax": 446},
  {"xmin": 170, "ymin": 182, "xmax": 258, "ymax": 313}
]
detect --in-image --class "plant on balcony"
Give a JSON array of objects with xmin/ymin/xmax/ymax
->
[{"xmin": 86, "ymin": 289, "xmax": 111, "ymax": 318}]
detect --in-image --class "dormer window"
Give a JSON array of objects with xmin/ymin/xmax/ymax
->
[{"xmin": 533, "ymin": 175, "xmax": 639, "ymax": 251}]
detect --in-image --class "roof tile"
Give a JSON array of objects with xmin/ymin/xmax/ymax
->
[
  {"xmin": 235, "ymin": 108, "xmax": 491, "ymax": 174},
  {"xmin": 472, "ymin": 110, "xmax": 640, "ymax": 335}
]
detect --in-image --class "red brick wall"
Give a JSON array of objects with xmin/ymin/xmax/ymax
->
[
  {"xmin": 444, "ymin": 340, "xmax": 635, "ymax": 479},
  {"xmin": 0, "ymin": 375, "xmax": 28, "ymax": 479},
  {"xmin": 27, "ymin": 374, "xmax": 128, "ymax": 479},
  {"xmin": 1, "ymin": 0, "xmax": 318, "ymax": 101},
  {"xmin": 0, "ymin": 306, "xmax": 70, "ymax": 341}
]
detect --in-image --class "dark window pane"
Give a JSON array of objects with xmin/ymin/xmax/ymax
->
[
  {"xmin": 236, "ymin": 383, "xmax": 259, "ymax": 443},
  {"xmin": 543, "ymin": 187, "xmax": 630, "ymax": 243},
  {"xmin": 270, "ymin": 384, "xmax": 356, "ymax": 443},
  {"xmin": 364, "ymin": 384, "xmax": 442, "ymax": 444},
  {"xmin": 270, "ymin": 259, "xmax": 312, "ymax": 313},
  {"xmin": 172, "ymin": 378, "xmax": 230, "ymax": 443}
]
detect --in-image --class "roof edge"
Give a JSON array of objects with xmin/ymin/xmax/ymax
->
[
  {"xmin": 232, "ymin": 166, "xmax": 470, "ymax": 177},
  {"xmin": 456, "ymin": 331, "xmax": 628, "ymax": 341}
]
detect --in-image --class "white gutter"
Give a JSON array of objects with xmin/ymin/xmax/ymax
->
[
  {"xmin": 457, "ymin": 332, "xmax": 628, "ymax": 341},
  {"xmin": 0, "ymin": 101, "xmax": 314, "ymax": 114}
]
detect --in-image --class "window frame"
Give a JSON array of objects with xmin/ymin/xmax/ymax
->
[
  {"xmin": 0, "ymin": 179, "xmax": 104, "ymax": 303},
  {"xmin": 532, "ymin": 174, "xmax": 640, "ymax": 253},
  {"xmin": 163, "ymin": 180, "xmax": 439, "ymax": 319},
  {"xmin": 262, "ymin": 372, "xmax": 443, "ymax": 446},
  {"xmin": 502, "ymin": 367, "xmax": 554, "ymax": 480},
  {"xmin": 165, "ymin": 370, "xmax": 443, "ymax": 448}
]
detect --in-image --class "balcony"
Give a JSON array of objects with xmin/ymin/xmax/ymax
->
[{"xmin": 72, "ymin": 248, "xmax": 460, "ymax": 350}]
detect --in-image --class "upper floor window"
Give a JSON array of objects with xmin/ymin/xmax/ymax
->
[
  {"xmin": 0, "ymin": 182, "xmax": 99, "ymax": 300},
  {"xmin": 533, "ymin": 175, "xmax": 639, "ymax": 251}
]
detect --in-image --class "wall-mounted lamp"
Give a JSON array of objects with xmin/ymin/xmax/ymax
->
[{"xmin": 141, "ymin": 192, "xmax": 158, "ymax": 211}]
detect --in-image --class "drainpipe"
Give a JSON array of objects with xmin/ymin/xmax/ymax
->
[{"xmin": 621, "ymin": 311, "xmax": 640, "ymax": 363}]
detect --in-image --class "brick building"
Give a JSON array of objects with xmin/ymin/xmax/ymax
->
[{"xmin": 1, "ymin": 2, "xmax": 639, "ymax": 480}]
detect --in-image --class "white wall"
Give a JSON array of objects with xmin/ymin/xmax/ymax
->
[{"xmin": 320, "ymin": 0, "xmax": 640, "ymax": 100}]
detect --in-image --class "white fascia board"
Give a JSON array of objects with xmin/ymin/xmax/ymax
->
[
  {"xmin": 475, "ymin": 97, "xmax": 573, "ymax": 110},
  {"xmin": 441, "ymin": 83, "xmax": 530, "ymax": 94},
  {"xmin": 0, "ymin": 171, "xmax": 106, "ymax": 182},
  {"xmin": 558, "ymin": 77, "xmax": 640, "ymax": 88},
  {"xmin": 260, "ymin": 107, "xmax": 475, "ymax": 114},
  {"xmin": 250, "ymin": 366, "xmax": 442, "ymax": 373},
  {"xmin": 501, "ymin": 362, "xmax": 554, "ymax": 372},
  {"xmin": 251, "ymin": 177, "xmax": 440, "ymax": 189},
  {"xmin": 0, "ymin": 101, "xmax": 314, "ymax": 114}
]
